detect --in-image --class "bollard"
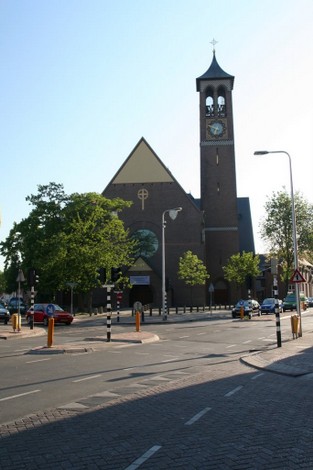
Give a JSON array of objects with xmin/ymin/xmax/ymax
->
[
  {"xmin": 106, "ymin": 312, "xmax": 112, "ymax": 342},
  {"xmin": 47, "ymin": 317, "xmax": 54, "ymax": 347},
  {"xmin": 240, "ymin": 306, "xmax": 244, "ymax": 320},
  {"xmin": 12, "ymin": 313, "xmax": 21, "ymax": 332},
  {"xmin": 291, "ymin": 314, "xmax": 300, "ymax": 339},
  {"xmin": 135, "ymin": 311, "xmax": 140, "ymax": 332}
]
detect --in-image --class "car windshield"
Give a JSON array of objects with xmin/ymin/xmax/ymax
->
[
  {"xmin": 262, "ymin": 299, "xmax": 274, "ymax": 305},
  {"xmin": 236, "ymin": 300, "xmax": 251, "ymax": 307},
  {"xmin": 52, "ymin": 305, "xmax": 64, "ymax": 312}
]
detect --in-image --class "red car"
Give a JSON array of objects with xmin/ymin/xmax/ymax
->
[{"xmin": 26, "ymin": 303, "xmax": 73, "ymax": 326}]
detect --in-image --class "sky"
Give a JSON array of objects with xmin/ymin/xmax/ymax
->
[{"xmin": 1, "ymin": 0, "xmax": 313, "ymax": 269}]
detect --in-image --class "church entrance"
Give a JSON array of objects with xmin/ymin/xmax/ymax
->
[{"xmin": 129, "ymin": 285, "xmax": 153, "ymax": 308}]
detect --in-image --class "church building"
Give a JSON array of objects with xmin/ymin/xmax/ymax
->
[{"xmin": 102, "ymin": 50, "xmax": 254, "ymax": 309}]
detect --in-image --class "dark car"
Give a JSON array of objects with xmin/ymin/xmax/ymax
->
[
  {"xmin": 307, "ymin": 297, "xmax": 313, "ymax": 308},
  {"xmin": 260, "ymin": 298, "xmax": 282, "ymax": 315},
  {"xmin": 7, "ymin": 297, "xmax": 28, "ymax": 316},
  {"xmin": 0, "ymin": 302, "xmax": 10, "ymax": 324},
  {"xmin": 26, "ymin": 303, "xmax": 74, "ymax": 326},
  {"xmin": 232, "ymin": 299, "xmax": 260, "ymax": 319},
  {"xmin": 283, "ymin": 293, "xmax": 309, "ymax": 312}
]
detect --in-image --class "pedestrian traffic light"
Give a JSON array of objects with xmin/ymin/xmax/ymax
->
[
  {"xmin": 27, "ymin": 268, "xmax": 36, "ymax": 287},
  {"xmin": 98, "ymin": 267, "xmax": 106, "ymax": 284},
  {"xmin": 111, "ymin": 267, "xmax": 121, "ymax": 283}
]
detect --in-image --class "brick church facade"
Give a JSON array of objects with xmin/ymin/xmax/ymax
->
[{"xmin": 102, "ymin": 51, "xmax": 254, "ymax": 309}]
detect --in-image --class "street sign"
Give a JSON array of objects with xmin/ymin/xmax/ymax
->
[
  {"xmin": 290, "ymin": 269, "xmax": 306, "ymax": 284},
  {"xmin": 133, "ymin": 301, "xmax": 142, "ymax": 312},
  {"xmin": 46, "ymin": 304, "xmax": 55, "ymax": 315}
]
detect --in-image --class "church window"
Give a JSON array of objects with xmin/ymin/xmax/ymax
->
[
  {"xmin": 131, "ymin": 229, "xmax": 159, "ymax": 258},
  {"xmin": 205, "ymin": 87, "xmax": 214, "ymax": 117},
  {"xmin": 217, "ymin": 87, "xmax": 226, "ymax": 117}
]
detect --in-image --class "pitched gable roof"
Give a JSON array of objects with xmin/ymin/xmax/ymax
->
[{"xmin": 109, "ymin": 137, "xmax": 174, "ymax": 184}]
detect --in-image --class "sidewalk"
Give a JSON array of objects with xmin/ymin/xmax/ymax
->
[{"xmin": 1, "ymin": 309, "xmax": 313, "ymax": 377}]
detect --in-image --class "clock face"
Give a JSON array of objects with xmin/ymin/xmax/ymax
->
[{"xmin": 207, "ymin": 120, "xmax": 226, "ymax": 138}]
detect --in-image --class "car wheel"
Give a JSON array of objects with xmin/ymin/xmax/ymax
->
[
  {"xmin": 258, "ymin": 310, "xmax": 261, "ymax": 316},
  {"xmin": 43, "ymin": 317, "xmax": 49, "ymax": 326}
]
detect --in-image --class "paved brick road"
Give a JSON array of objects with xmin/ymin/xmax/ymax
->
[{"xmin": 1, "ymin": 356, "xmax": 313, "ymax": 469}]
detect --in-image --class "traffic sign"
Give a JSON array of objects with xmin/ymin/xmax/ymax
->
[
  {"xmin": 290, "ymin": 269, "xmax": 306, "ymax": 284},
  {"xmin": 46, "ymin": 304, "xmax": 56, "ymax": 315}
]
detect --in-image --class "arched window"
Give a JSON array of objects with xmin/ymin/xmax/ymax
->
[
  {"xmin": 217, "ymin": 87, "xmax": 226, "ymax": 117},
  {"xmin": 205, "ymin": 87, "xmax": 214, "ymax": 117}
]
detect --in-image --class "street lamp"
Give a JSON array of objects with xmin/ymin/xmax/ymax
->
[
  {"xmin": 254, "ymin": 150, "xmax": 301, "ymax": 335},
  {"xmin": 162, "ymin": 207, "xmax": 182, "ymax": 321}
]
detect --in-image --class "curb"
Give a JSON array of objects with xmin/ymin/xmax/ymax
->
[{"xmin": 27, "ymin": 332, "xmax": 160, "ymax": 354}]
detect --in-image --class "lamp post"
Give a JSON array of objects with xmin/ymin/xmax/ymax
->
[
  {"xmin": 254, "ymin": 150, "xmax": 301, "ymax": 336},
  {"xmin": 16, "ymin": 269, "xmax": 25, "ymax": 331},
  {"xmin": 162, "ymin": 207, "xmax": 182, "ymax": 321}
]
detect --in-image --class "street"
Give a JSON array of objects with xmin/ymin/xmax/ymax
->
[{"xmin": 1, "ymin": 311, "xmax": 313, "ymax": 468}]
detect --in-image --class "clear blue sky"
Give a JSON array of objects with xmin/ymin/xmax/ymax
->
[{"xmin": 1, "ymin": 0, "xmax": 313, "ymax": 269}]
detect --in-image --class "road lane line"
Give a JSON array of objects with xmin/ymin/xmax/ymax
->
[
  {"xmin": 185, "ymin": 407, "xmax": 211, "ymax": 425},
  {"xmin": 251, "ymin": 373, "xmax": 264, "ymax": 380},
  {"xmin": 72, "ymin": 374, "xmax": 102, "ymax": 383},
  {"xmin": 226, "ymin": 344, "xmax": 236, "ymax": 349},
  {"xmin": 179, "ymin": 335, "xmax": 190, "ymax": 338},
  {"xmin": 224, "ymin": 385, "xmax": 243, "ymax": 397},
  {"xmin": 242, "ymin": 340, "xmax": 252, "ymax": 344},
  {"xmin": 26, "ymin": 358, "xmax": 51, "ymax": 363},
  {"xmin": 0, "ymin": 390, "xmax": 41, "ymax": 401},
  {"xmin": 125, "ymin": 445, "xmax": 162, "ymax": 470}
]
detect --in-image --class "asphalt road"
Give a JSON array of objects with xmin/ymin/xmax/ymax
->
[
  {"xmin": 0, "ymin": 311, "xmax": 307, "ymax": 425},
  {"xmin": 2, "ymin": 311, "xmax": 313, "ymax": 468}
]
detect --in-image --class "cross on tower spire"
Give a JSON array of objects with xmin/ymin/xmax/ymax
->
[{"xmin": 210, "ymin": 38, "xmax": 218, "ymax": 53}]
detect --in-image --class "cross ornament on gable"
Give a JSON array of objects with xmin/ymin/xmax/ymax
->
[{"xmin": 137, "ymin": 188, "xmax": 149, "ymax": 210}]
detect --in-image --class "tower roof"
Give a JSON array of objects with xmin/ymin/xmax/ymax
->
[{"xmin": 196, "ymin": 51, "xmax": 234, "ymax": 91}]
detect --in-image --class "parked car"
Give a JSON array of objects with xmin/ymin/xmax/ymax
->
[
  {"xmin": 232, "ymin": 299, "xmax": 260, "ymax": 319},
  {"xmin": 26, "ymin": 304, "xmax": 74, "ymax": 326},
  {"xmin": 0, "ymin": 302, "xmax": 10, "ymax": 324},
  {"xmin": 307, "ymin": 297, "xmax": 313, "ymax": 308},
  {"xmin": 260, "ymin": 298, "xmax": 283, "ymax": 315},
  {"xmin": 282, "ymin": 292, "xmax": 309, "ymax": 312},
  {"xmin": 7, "ymin": 297, "xmax": 28, "ymax": 316}
]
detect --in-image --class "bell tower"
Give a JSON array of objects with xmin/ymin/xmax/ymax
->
[{"xmin": 196, "ymin": 45, "xmax": 239, "ymax": 303}]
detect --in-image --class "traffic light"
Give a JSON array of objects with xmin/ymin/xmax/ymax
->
[
  {"xmin": 111, "ymin": 267, "xmax": 121, "ymax": 283},
  {"xmin": 27, "ymin": 268, "xmax": 36, "ymax": 287},
  {"xmin": 98, "ymin": 267, "xmax": 106, "ymax": 284}
]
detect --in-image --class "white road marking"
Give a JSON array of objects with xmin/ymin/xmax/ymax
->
[
  {"xmin": 125, "ymin": 445, "xmax": 162, "ymax": 470},
  {"xmin": 26, "ymin": 358, "xmax": 51, "ymax": 363},
  {"xmin": 251, "ymin": 373, "xmax": 265, "ymax": 380},
  {"xmin": 226, "ymin": 344, "xmax": 236, "ymax": 349},
  {"xmin": 185, "ymin": 407, "xmax": 211, "ymax": 425},
  {"xmin": 197, "ymin": 332, "xmax": 207, "ymax": 336},
  {"xmin": 179, "ymin": 335, "xmax": 190, "ymax": 338},
  {"xmin": 242, "ymin": 340, "xmax": 252, "ymax": 344},
  {"xmin": 72, "ymin": 374, "xmax": 102, "ymax": 383},
  {"xmin": 224, "ymin": 385, "xmax": 243, "ymax": 397},
  {"xmin": 0, "ymin": 389, "xmax": 41, "ymax": 402}
]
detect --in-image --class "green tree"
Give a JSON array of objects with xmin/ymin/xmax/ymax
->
[
  {"xmin": 0, "ymin": 184, "xmax": 136, "ymax": 306},
  {"xmin": 178, "ymin": 251, "xmax": 209, "ymax": 305},
  {"xmin": 223, "ymin": 251, "xmax": 261, "ymax": 296},
  {"xmin": 260, "ymin": 189, "xmax": 313, "ymax": 288},
  {"xmin": 0, "ymin": 271, "xmax": 6, "ymax": 294}
]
